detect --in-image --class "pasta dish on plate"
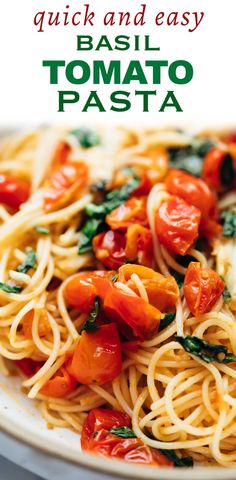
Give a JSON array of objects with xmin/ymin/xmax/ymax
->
[{"xmin": 0, "ymin": 126, "xmax": 235, "ymax": 468}]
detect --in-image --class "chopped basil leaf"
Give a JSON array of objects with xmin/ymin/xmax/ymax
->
[
  {"xmin": 111, "ymin": 271, "xmax": 119, "ymax": 283},
  {"xmin": 159, "ymin": 313, "xmax": 175, "ymax": 332},
  {"xmin": 80, "ymin": 297, "xmax": 100, "ymax": 333},
  {"xmin": 16, "ymin": 248, "xmax": 37, "ymax": 274},
  {"xmin": 223, "ymin": 286, "xmax": 231, "ymax": 303},
  {"xmin": 35, "ymin": 226, "xmax": 49, "ymax": 235},
  {"xmin": 71, "ymin": 127, "xmax": 99, "ymax": 149},
  {"xmin": 78, "ymin": 177, "xmax": 140, "ymax": 255},
  {"xmin": 0, "ymin": 282, "xmax": 23, "ymax": 294},
  {"xmin": 78, "ymin": 218, "xmax": 104, "ymax": 254},
  {"xmin": 109, "ymin": 427, "xmax": 137, "ymax": 438},
  {"xmin": 161, "ymin": 449, "xmax": 193, "ymax": 468},
  {"xmin": 168, "ymin": 140, "xmax": 214, "ymax": 178},
  {"xmin": 175, "ymin": 335, "xmax": 236, "ymax": 364},
  {"xmin": 220, "ymin": 154, "xmax": 235, "ymax": 188},
  {"xmin": 221, "ymin": 210, "xmax": 236, "ymax": 237},
  {"xmin": 193, "ymin": 139, "xmax": 214, "ymax": 157},
  {"xmin": 173, "ymin": 271, "xmax": 184, "ymax": 290}
]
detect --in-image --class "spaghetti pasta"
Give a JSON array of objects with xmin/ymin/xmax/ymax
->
[{"xmin": 0, "ymin": 125, "xmax": 235, "ymax": 468}]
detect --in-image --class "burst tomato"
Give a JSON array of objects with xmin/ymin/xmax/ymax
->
[
  {"xmin": 155, "ymin": 196, "xmax": 201, "ymax": 256},
  {"xmin": 111, "ymin": 169, "xmax": 151, "ymax": 196},
  {"xmin": 0, "ymin": 174, "xmax": 30, "ymax": 211},
  {"xmin": 81, "ymin": 408, "xmax": 173, "ymax": 466},
  {"xmin": 118, "ymin": 264, "xmax": 179, "ymax": 312},
  {"xmin": 202, "ymin": 147, "xmax": 235, "ymax": 192},
  {"xmin": 67, "ymin": 324, "xmax": 122, "ymax": 385},
  {"xmin": 106, "ymin": 196, "xmax": 148, "ymax": 231},
  {"xmin": 40, "ymin": 366, "xmax": 77, "ymax": 398},
  {"xmin": 92, "ymin": 230, "xmax": 126, "ymax": 269},
  {"xmin": 15, "ymin": 358, "xmax": 42, "ymax": 377},
  {"xmin": 125, "ymin": 225, "xmax": 153, "ymax": 268},
  {"xmin": 183, "ymin": 262, "xmax": 225, "ymax": 316},
  {"xmin": 103, "ymin": 287, "xmax": 161, "ymax": 340},
  {"xmin": 165, "ymin": 169, "xmax": 221, "ymax": 239}
]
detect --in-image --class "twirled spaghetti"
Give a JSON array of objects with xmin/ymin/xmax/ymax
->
[{"xmin": 0, "ymin": 125, "xmax": 235, "ymax": 468}]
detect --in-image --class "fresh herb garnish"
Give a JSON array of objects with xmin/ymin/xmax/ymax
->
[
  {"xmin": 109, "ymin": 427, "xmax": 137, "ymax": 438},
  {"xmin": 111, "ymin": 271, "xmax": 119, "ymax": 283},
  {"xmin": 220, "ymin": 154, "xmax": 235, "ymax": 188},
  {"xmin": 223, "ymin": 286, "xmax": 231, "ymax": 303},
  {"xmin": 78, "ymin": 177, "xmax": 140, "ymax": 255},
  {"xmin": 159, "ymin": 313, "xmax": 175, "ymax": 332},
  {"xmin": 175, "ymin": 335, "xmax": 236, "ymax": 364},
  {"xmin": 35, "ymin": 226, "xmax": 49, "ymax": 235},
  {"xmin": 161, "ymin": 449, "xmax": 193, "ymax": 468},
  {"xmin": 80, "ymin": 297, "xmax": 100, "ymax": 333},
  {"xmin": 221, "ymin": 210, "xmax": 236, "ymax": 237},
  {"xmin": 173, "ymin": 271, "xmax": 184, "ymax": 290},
  {"xmin": 16, "ymin": 248, "xmax": 37, "ymax": 274},
  {"xmin": 0, "ymin": 282, "xmax": 23, "ymax": 294},
  {"xmin": 78, "ymin": 218, "xmax": 104, "ymax": 254},
  {"xmin": 71, "ymin": 127, "xmax": 99, "ymax": 149},
  {"xmin": 168, "ymin": 140, "xmax": 214, "ymax": 177}
]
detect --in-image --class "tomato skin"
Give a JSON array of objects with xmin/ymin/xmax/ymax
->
[
  {"xmin": 93, "ymin": 231, "xmax": 126, "ymax": 270},
  {"xmin": 0, "ymin": 175, "xmax": 30, "ymax": 211},
  {"xmin": 81, "ymin": 408, "xmax": 173, "ymax": 467},
  {"xmin": 103, "ymin": 287, "xmax": 161, "ymax": 340},
  {"xmin": 67, "ymin": 324, "xmax": 122, "ymax": 385},
  {"xmin": 125, "ymin": 225, "xmax": 153, "ymax": 268},
  {"xmin": 118, "ymin": 264, "xmax": 179, "ymax": 312},
  {"xmin": 202, "ymin": 147, "xmax": 235, "ymax": 192},
  {"xmin": 183, "ymin": 262, "xmax": 225, "ymax": 317},
  {"xmin": 15, "ymin": 359, "xmax": 42, "ymax": 377},
  {"xmin": 64, "ymin": 273, "xmax": 97, "ymax": 312},
  {"xmin": 40, "ymin": 366, "xmax": 77, "ymax": 398},
  {"xmin": 106, "ymin": 196, "xmax": 148, "ymax": 231},
  {"xmin": 155, "ymin": 196, "xmax": 201, "ymax": 256},
  {"xmin": 165, "ymin": 169, "xmax": 221, "ymax": 240}
]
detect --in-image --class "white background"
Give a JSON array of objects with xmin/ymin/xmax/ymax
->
[{"xmin": 0, "ymin": 0, "xmax": 235, "ymax": 129}]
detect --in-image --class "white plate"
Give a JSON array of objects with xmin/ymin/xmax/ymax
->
[{"xmin": 0, "ymin": 373, "xmax": 236, "ymax": 480}]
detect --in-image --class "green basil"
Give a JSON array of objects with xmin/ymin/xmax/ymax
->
[
  {"xmin": 78, "ymin": 218, "xmax": 104, "ymax": 254},
  {"xmin": 0, "ymin": 283, "xmax": 23, "ymax": 294},
  {"xmin": 80, "ymin": 297, "xmax": 100, "ymax": 333},
  {"xmin": 35, "ymin": 226, "xmax": 49, "ymax": 235},
  {"xmin": 109, "ymin": 426, "xmax": 137, "ymax": 438},
  {"xmin": 71, "ymin": 127, "xmax": 99, "ymax": 148},
  {"xmin": 220, "ymin": 154, "xmax": 235, "ymax": 188},
  {"xmin": 175, "ymin": 335, "xmax": 236, "ymax": 364},
  {"xmin": 221, "ymin": 210, "xmax": 236, "ymax": 237},
  {"xmin": 223, "ymin": 286, "xmax": 231, "ymax": 303},
  {"xmin": 159, "ymin": 313, "xmax": 175, "ymax": 332},
  {"xmin": 16, "ymin": 248, "xmax": 37, "ymax": 274},
  {"xmin": 161, "ymin": 449, "xmax": 193, "ymax": 467}
]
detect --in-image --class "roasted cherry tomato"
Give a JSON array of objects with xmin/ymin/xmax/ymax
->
[
  {"xmin": 93, "ymin": 231, "xmax": 126, "ymax": 270},
  {"xmin": 202, "ymin": 147, "xmax": 235, "ymax": 192},
  {"xmin": 67, "ymin": 324, "xmax": 122, "ymax": 385},
  {"xmin": 111, "ymin": 169, "xmax": 151, "ymax": 196},
  {"xmin": 183, "ymin": 262, "xmax": 225, "ymax": 317},
  {"xmin": 0, "ymin": 174, "xmax": 30, "ymax": 211},
  {"xmin": 106, "ymin": 196, "xmax": 148, "ymax": 231},
  {"xmin": 64, "ymin": 271, "xmax": 114, "ymax": 312},
  {"xmin": 40, "ymin": 366, "xmax": 77, "ymax": 398},
  {"xmin": 81, "ymin": 408, "xmax": 173, "ymax": 466},
  {"xmin": 15, "ymin": 358, "xmax": 42, "ymax": 377},
  {"xmin": 125, "ymin": 225, "xmax": 153, "ymax": 268},
  {"xmin": 22, "ymin": 310, "xmax": 51, "ymax": 339},
  {"xmin": 44, "ymin": 141, "xmax": 88, "ymax": 211},
  {"xmin": 155, "ymin": 196, "xmax": 201, "ymax": 256},
  {"xmin": 118, "ymin": 264, "xmax": 179, "ymax": 312},
  {"xmin": 103, "ymin": 287, "xmax": 161, "ymax": 340},
  {"xmin": 165, "ymin": 169, "xmax": 221, "ymax": 239},
  {"xmin": 137, "ymin": 147, "xmax": 169, "ymax": 185}
]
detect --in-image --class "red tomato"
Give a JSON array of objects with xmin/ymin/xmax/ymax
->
[
  {"xmin": 165, "ymin": 169, "xmax": 221, "ymax": 239},
  {"xmin": 81, "ymin": 408, "xmax": 173, "ymax": 466},
  {"xmin": 0, "ymin": 175, "xmax": 30, "ymax": 211},
  {"xmin": 93, "ymin": 231, "xmax": 126, "ymax": 269},
  {"xmin": 155, "ymin": 196, "xmax": 201, "ymax": 256},
  {"xmin": 40, "ymin": 366, "xmax": 77, "ymax": 398},
  {"xmin": 183, "ymin": 262, "xmax": 225, "ymax": 316},
  {"xmin": 121, "ymin": 340, "xmax": 141, "ymax": 352},
  {"xmin": 103, "ymin": 287, "xmax": 161, "ymax": 340},
  {"xmin": 67, "ymin": 324, "xmax": 122, "ymax": 385},
  {"xmin": 202, "ymin": 148, "xmax": 235, "ymax": 192},
  {"xmin": 15, "ymin": 358, "xmax": 42, "ymax": 377},
  {"xmin": 44, "ymin": 141, "xmax": 88, "ymax": 211},
  {"xmin": 64, "ymin": 271, "xmax": 115, "ymax": 312},
  {"xmin": 125, "ymin": 225, "xmax": 153, "ymax": 268},
  {"xmin": 133, "ymin": 172, "xmax": 152, "ymax": 196},
  {"xmin": 106, "ymin": 196, "xmax": 148, "ymax": 231},
  {"xmin": 111, "ymin": 170, "xmax": 151, "ymax": 196}
]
